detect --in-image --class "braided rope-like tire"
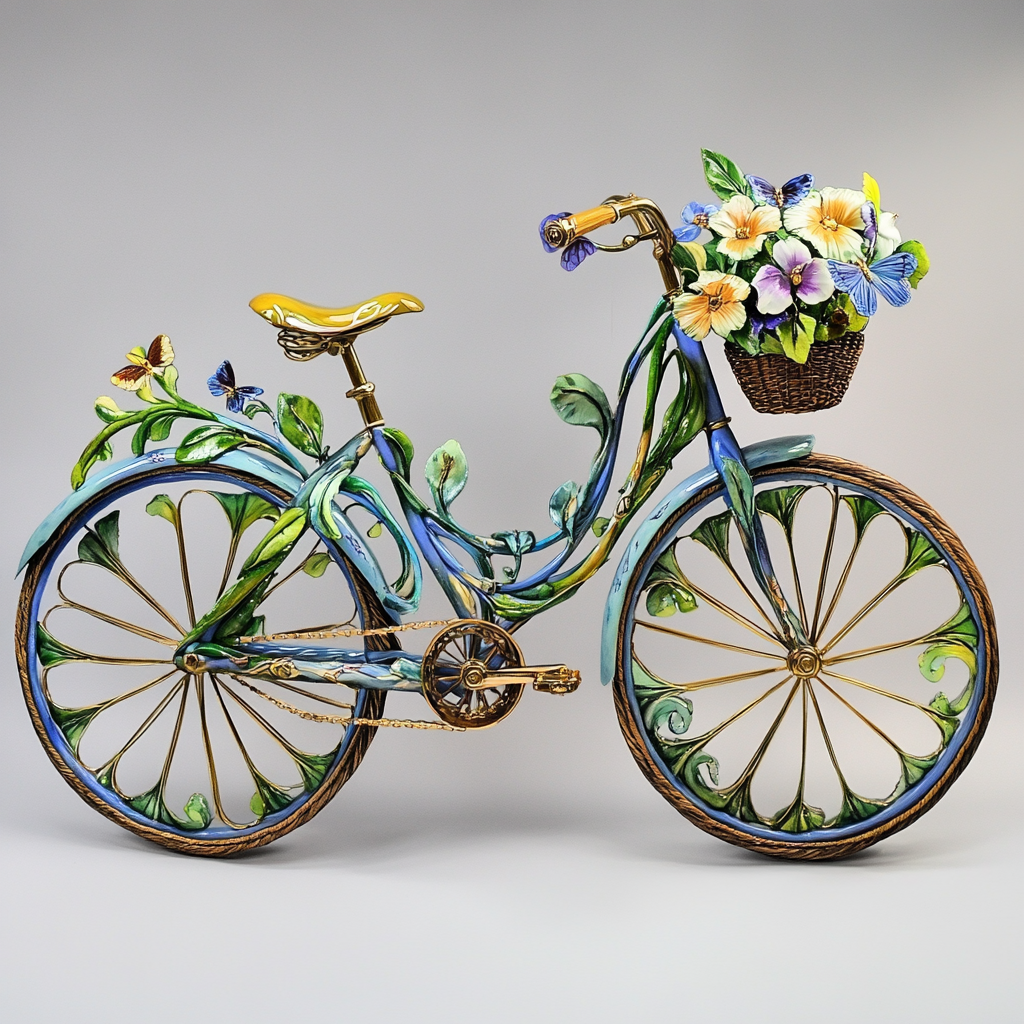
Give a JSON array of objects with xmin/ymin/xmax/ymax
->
[
  {"xmin": 613, "ymin": 454, "xmax": 998, "ymax": 861},
  {"xmin": 15, "ymin": 464, "xmax": 393, "ymax": 857}
]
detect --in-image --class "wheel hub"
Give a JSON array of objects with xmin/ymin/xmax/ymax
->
[{"xmin": 787, "ymin": 645, "xmax": 822, "ymax": 679}]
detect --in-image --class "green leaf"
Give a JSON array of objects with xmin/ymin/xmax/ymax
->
[
  {"xmin": 176, "ymin": 425, "xmax": 247, "ymax": 464},
  {"xmin": 896, "ymin": 240, "xmax": 930, "ymax": 288},
  {"xmin": 293, "ymin": 750, "xmax": 336, "ymax": 792},
  {"xmin": 49, "ymin": 701, "xmax": 102, "ymax": 757},
  {"xmin": 690, "ymin": 510, "xmax": 732, "ymax": 564},
  {"xmin": 755, "ymin": 485, "xmax": 807, "ymax": 538},
  {"xmin": 773, "ymin": 796, "xmax": 826, "ymax": 833},
  {"xmin": 145, "ymin": 493, "xmax": 178, "ymax": 525},
  {"xmin": 78, "ymin": 511, "xmax": 121, "ymax": 571},
  {"xmin": 645, "ymin": 581, "xmax": 697, "ymax": 616},
  {"xmin": 36, "ymin": 623, "xmax": 90, "ymax": 668},
  {"xmin": 591, "ymin": 516, "xmax": 610, "ymax": 538},
  {"xmin": 648, "ymin": 351, "xmax": 706, "ymax": 467},
  {"xmin": 919, "ymin": 642, "xmax": 976, "ymax": 688},
  {"xmin": 701, "ymin": 149, "xmax": 749, "ymax": 201},
  {"xmin": 900, "ymin": 527, "xmax": 944, "ymax": 579},
  {"xmin": 303, "ymin": 552, "xmax": 331, "ymax": 577},
  {"xmin": 549, "ymin": 373, "xmax": 613, "ymax": 444},
  {"xmin": 366, "ymin": 521, "xmax": 383, "ymax": 538},
  {"xmin": 760, "ymin": 333, "xmax": 785, "ymax": 355},
  {"xmin": 277, "ymin": 393, "xmax": 324, "ymax": 459},
  {"xmin": 548, "ymin": 480, "xmax": 579, "ymax": 534},
  {"xmin": 925, "ymin": 600, "xmax": 979, "ymax": 648},
  {"xmin": 643, "ymin": 692, "xmax": 694, "ymax": 741},
  {"xmin": 729, "ymin": 326, "xmax": 760, "ymax": 356},
  {"xmin": 424, "ymin": 439, "xmax": 469, "ymax": 514},
  {"xmin": 211, "ymin": 492, "xmax": 280, "ymax": 536},
  {"xmin": 182, "ymin": 792, "xmax": 212, "ymax": 830},
  {"xmin": 241, "ymin": 507, "xmax": 308, "ymax": 573},
  {"xmin": 842, "ymin": 495, "xmax": 886, "ymax": 542},
  {"xmin": 777, "ymin": 314, "xmax": 815, "ymax": 364},
  {"xmin": 670, "ymin": 242, "xmax": 708, "ymax": 274},
  {"xmin": 94, "ymin": 396, "xmax": 130, "ymax": 424},
  {"xmin": 702, "ymin": 236, "xmax": 726, "ymax": 272}
]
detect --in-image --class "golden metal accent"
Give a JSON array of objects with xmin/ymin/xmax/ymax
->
[
  {"xmin": 230, "ymin": 676, "xmax": 464, "ymax": 731},
  {"xmin": 640, "ymin": 660, "xmax": 788, "ymax": 694},
  {"xmin": 814, "ymin": 675, "xmax": 905, "ymax": 754},
  {"xmin": 681, "ymin": 575, "xmax": 783, "ymax": 645},
  {"xmin": 824, "ymin": 633, "xmax": 931, "ymax": 665},
  {"xmin": 339, "ymin": 340, "xmax": 384, "ymax": 427},
  {"xmin": 238, "ymin": 617, "xmax": 458, "ymax": 644},
  {"xmin": 173, "ymin": 493, "xmax": 197, "ymax": 628},
  {"xmin": 703, "ymin": 417, "xmax": 732, "ymax": 435},
  {"xmin": 821, "ymin": 669, "xmax": 952, "ymax": 726},
  {"xmin": 182, "ymin": 652, "xmax": 204, "ymax": 673},
  {"xmin": 268, "ymin": 659, "xmax": 299, "ymax": 680},
  {"xmin": 676, "ymin": 676, "xmax": 794, "ymax": 750},
  {"xmin": 54, "ymin": 566, "xmax": 177, "ymax": 646},
  {"xmin": 725, "ymin": 679, "xmax": 801, "ymax": 793},
  {"xmin": 787, "ymin": 646, "xmax": 823, "ymax": 678},
  {"xmin": 455, "ymin": 662, "xmax": 581, "ymax": 694},
  {"xmin": 809, "ymin": 486, "xmax": 840, "ymax": 642},
  {"xmin": 820, "ymin": 574, "xmax": 907, "ymax": 655},
  {"xmin": 634, "ymin": 617, "xmax": 785, "ymax": 660}
]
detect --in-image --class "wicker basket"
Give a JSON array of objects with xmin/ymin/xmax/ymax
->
[{"xmin": 724, "ymin": 332, "xmax": 865, "ymax": 414}]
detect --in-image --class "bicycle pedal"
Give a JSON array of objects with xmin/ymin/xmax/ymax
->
[{"xmin": 531, "ymin": 666, "xmax": 581, "ymax": 695}]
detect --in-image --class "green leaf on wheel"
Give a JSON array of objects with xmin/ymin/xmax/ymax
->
[
  {"xmin": 842, "ymin": 495, "xmax": 886, "ymax": 542},
  {"xmin": 49, "ymin": 701, "xmax": 102, "ymax": 755},
  {"xmin": 690, "ymin": 509, "xmax": 733, "ymax": 564},
  {"xmin": 278, "ymin": 393, "xmax": 325, "ymax": 459},
  {"xmin": 642, "ymin": 692, "xmax": 694, "ymax": 742},
  {"xmin": 900, "ymin": 527, "xmax": 944, "ymax": 579},
  {"xmin": 36, "ymin": 624, "xmax": 91, "ymax": 669},
  {"xmin": 302, "ymin": 552, "xmax": 331, "ymax": 577},
  {"xmin": 145, "ymin": 494, "xmax": 178, "ymax": 526},
  {"xmin": 756, "ymin": 485, "xmax": 808, "ymax": 538},
  {"xmin": 645, "ymin": 581, "xmax": 697, "ymax": 617},
  {"xmin": 293, "ymin": 750, "xmax": 336, "ymax": 793},
  {"xmin": 77, "ymin": 511, "xmax": 121, "ymax": 571},
  {"xmin": 182, "ymin": 793, "xmax": 212, "ymax": 830},
  {"xmin": 773, "ymin": 796, "xmax": 826, "ymax": 833},
  {"xmin": 251, "ymin": 770, "xmax": 295, "ymax": 816},
  {"xmin": 211, "ymin": 492, "xmax": 280, "ymax": 537},
  {"xmin": 701, "ymin": 149, "xmax": 749, "ymax": 201}
]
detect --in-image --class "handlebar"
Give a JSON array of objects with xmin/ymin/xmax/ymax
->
[{"xmin": 541, "ymin": 195, "xmax": 680, "ymax": 294}]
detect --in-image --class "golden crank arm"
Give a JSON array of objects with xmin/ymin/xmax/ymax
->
[{"xmin": 461, "ymin": 662, "xmax": 581, "ymax": 695}]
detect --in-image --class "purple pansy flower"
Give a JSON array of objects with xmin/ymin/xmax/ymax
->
[
  {"xmin": 749, "ymin": 311, "xmax": 787, "ymax": 338},
  {"xmin": 751, "ymin": 238, "xmax": 835, "ymax": 314},
  {"xmin": 674, "ymin": 201, "xmax": 718, "ymax": 242}
]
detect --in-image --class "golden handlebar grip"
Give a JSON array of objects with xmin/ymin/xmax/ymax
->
[{"xmin": 570, "ymin": 205, "xmax": 618, "ymax": 236}]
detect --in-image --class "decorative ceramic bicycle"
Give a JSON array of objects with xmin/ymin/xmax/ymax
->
[{"xmin": 16, "ymin": 155, "xmax": 997, "ymax": 860}]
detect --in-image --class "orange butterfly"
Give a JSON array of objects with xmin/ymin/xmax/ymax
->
[{"xmin": 111, "ymin": 335, "xmax": 174, "ymax": 391}]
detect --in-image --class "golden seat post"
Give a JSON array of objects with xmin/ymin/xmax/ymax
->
[{"xmin": 338, "ymin": 338, "xmax": 384, "ymax": 428}]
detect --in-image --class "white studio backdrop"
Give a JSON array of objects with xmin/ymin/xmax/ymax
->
[{"xmin": 1, "ymin": 2, "xmax": 1022, "ymax": 1021}]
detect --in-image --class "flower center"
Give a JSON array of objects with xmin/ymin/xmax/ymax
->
[
  {"xmin": 707, "ymin": 294, "xmax": 724, "ymax": 311},
  {"xmin": 829, "ymin": 308, "xmax": 850, "ymax": 329},
  {"xmin": 789, "ymin": 267, "xmax": 804, "ymax": 286},
  {"xmin": 693, "ymin": 213, "xmax": 709, "ymax": 227},
  {"xmin": 821, "ymin": 216, "xmax": 839, "ymax": 232},
  {"xmin": 734, "ymin": 226, "xmax": 750, "ymax": 239}
]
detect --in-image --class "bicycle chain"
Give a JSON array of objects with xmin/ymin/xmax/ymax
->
[
  {"xmin": 232, "ymin": 676, "xmax": 466, "ymax": 732},
  {"xmin": 233, "ymin": 617, "xmax": 466, "ymax": 732},
  {"xmin": 237, "ymin": 617, "xmax": 459, "ymax": 644}
]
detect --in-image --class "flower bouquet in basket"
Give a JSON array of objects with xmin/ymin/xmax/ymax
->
[{"xmin": 671, "ymin": 150, "xmax": 930, "ymax": 413}]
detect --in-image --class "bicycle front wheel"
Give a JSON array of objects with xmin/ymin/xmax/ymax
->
[
  {"xmin": 614, "ymin": 454, "xmax": 997, "ymax": 859},
  {"xmin": 16, "ymin": 462, "xmax": 391, "ymax": 856}
]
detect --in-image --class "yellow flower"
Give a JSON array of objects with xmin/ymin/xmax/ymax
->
[
  {"xmin": 673, "ymin": 272, "xmax": 750, "ymax": 340},
  {"xmin": 707, "ymin": 195, "xmax": 781, "ymax": 260},
  {"xmin": 784, "ymin": 187, "xmax": 865, "ymax": 260}
]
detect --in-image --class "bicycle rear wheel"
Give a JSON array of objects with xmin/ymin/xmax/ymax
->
[
  {"xmin": 16, "ymin": 463, "xmax": 391, "ymax": 855},
  {"xmin": 614, "ymin": 454, "xmax": 997, "ymax": 859}
]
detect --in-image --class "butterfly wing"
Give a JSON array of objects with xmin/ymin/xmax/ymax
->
[
  {"xmin": 233, "ymin": 385, "xmax": 264, "ymax": 399},
  {"xmin": 828, "ymin": 260, "xmax": 877, "ymax": 317},
  {"xmin": 561, "ymin": 237, "xmax": 595, "ymax": 271},
  {"xmin": 146, "ymin": 334, "xmax": 174, "ymax": 369},
  {"xmin": 111, "ymin": 364, "xmax": 150, "ymax": 391},
  {"xmin": 779, "ymin": 173, "xmax": 814, "ymax": 207},
  {"xmin": 746, "ymin": 175, "xmax": 780, "ymax": 206},
  {"xmin": 226, "ymin": 384, "xmax": 263, "ymax": 412},
  {"xmin": 207, "ymin": 360, "xmax": 235, "ymax": 396},
  {"xmin": 868, "ymin": 252, "xmax": 917, "ymax": 308}
]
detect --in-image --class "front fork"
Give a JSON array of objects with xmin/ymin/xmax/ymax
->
[{"xmin": 672, "ymin": 323, "xmax": 808, "ymax": 648}]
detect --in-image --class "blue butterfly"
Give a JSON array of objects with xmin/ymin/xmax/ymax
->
[
  {"xmin": 207, "ymin": 360, "xmax": 264, "ymax": 413},
  {"xmin": 826, "ymin": 252, "xmax": 918, "ymax": 318},
  {"xmin": 746, "ymin": 173, "xmax": 814, "ymax": 208}
]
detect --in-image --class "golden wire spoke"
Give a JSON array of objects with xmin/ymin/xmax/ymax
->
[
  {"xmin": 806, "ymin": 676, "xmax": 849, "ymax": 789},
  {"xmin": 94, "ymin": 675, "xmax": 188, "ymax": 790},
  {"xmin": 215, "ymin": 675, "xmax": 318, "ymax": 760},
  {"xmin": 630, "ymin": 646, "xmax": 789, "ymax": 693},
  {"xmin": 727, "ymin": 678, "xmax": 801, "ymax": 791},
  {"xmin": 685, "ymin": 675, "xmax": 794, "ymax": 749},
  {"xmin": 252, "ymin": 676, "xmax": 356, "ymax": 712},
  {"xmin": 824, "ymin": 633, "xmax": 931, "ymax": 666},
  {"xmin": 172, "ymin": 492, "xmax": 200, "ymax": 628},
  {"xmin": 809, "ymin": 487, "xmax": 841, "ymax": 642},
  {"xmin": 820, "ymin": 574, "xmax": 907, "ymax": 656},
  {"xmin": 54, "ymin": 566, "xmax": 178, "ymax": 645},
  {"xmin": 814, "ymin": 675, "xmax": 905, "ymax": 754},
  {"xmin": 89, "ymin": 554, "xmax": 188, "ymax": 637},
  {"xmin": 821, "ymin": 669, "xmax": 953, "ymax": 726},
  {"xmin": 716, "ymin": 555, "xmax": 787, "ymax": 641},
  {"xmin": 634, "ymin": 617, "xmax": 785, "ymax": 660},
  {"xmin": 157, "ymin": 680, "xmax": 191, "ymax": 793},
  {"xmin": 680, "ymin": 576, "xmax": 784, "ymax": 645},
  {"xmin": 198, "ymin": 675, "xmax": 257, "ymax": 829}
]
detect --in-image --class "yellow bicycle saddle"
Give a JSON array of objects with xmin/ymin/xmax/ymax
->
[{"xmin": 249, "ymin": 292, "xmax": 424, "ymax": 337}]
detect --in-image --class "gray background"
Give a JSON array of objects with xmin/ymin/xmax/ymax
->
[{"xmin": 2, "ymin": 1, "xmax": 1022, "ymax": 1020}]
